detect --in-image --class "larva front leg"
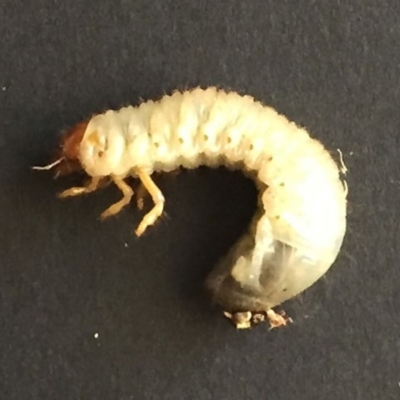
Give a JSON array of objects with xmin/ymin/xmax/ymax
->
[
  {"xmin": 134, "ymin": 169, "xmax": 165, "ymax": 237},
  {"xmin": 58, "ymin": 176, "xmax": 102, "ymax": 198},
  {"xmin": 100, "ymin": 176, "xmax": 134, "ymax": 220}
]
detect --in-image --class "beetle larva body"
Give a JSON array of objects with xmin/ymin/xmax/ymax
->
[{"xmin": 35, "ymin": 87, "xmax": 347, "ymax": 329}]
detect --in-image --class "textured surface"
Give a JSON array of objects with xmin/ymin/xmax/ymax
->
[{"xmin": 1, "ymin": 1, "xmax": 400, "ymax": 399}]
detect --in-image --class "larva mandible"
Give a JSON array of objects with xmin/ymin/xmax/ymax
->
[{"xmin": 34, "ymin": 87, "xmax": 348, "ymax": 330}]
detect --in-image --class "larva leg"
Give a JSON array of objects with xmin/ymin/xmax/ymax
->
[
  {"xmin": 100, "ymin": 177, "xmax": 133, "ymax": 220},
  {"xmin": 134, "ymin": 169, "xmax": 165, "ymax": 236},
  {"xmin": 58, "ymin": 177, "xmax": 102, "ymax": 198}
]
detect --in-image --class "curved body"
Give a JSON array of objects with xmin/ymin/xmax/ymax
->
[{"xmin": 39, "ymin": 87, "xmax": 348, "ymax": 324}]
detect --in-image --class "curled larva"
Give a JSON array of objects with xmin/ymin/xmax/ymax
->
[{"xmin": 33, "ymin": 87, "xmax": 347, "ymax": 330}]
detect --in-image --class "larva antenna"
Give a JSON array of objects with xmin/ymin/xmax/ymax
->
[{"xmin": 32, "ymin": 157, "xmax": 64, "ymax": 171}]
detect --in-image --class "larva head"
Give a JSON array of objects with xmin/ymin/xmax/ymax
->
[
  {"xmin": 45, "ymin": 116, "xmax": 127, "ymax": 178},
  {"xmin": 52, "ymin": 121, "xmax": 89, "ymax": 176}
]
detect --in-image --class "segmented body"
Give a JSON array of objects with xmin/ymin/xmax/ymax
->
[{"xmin": 37, "ymin": 87, "xmax": 348, "ymax": 326}]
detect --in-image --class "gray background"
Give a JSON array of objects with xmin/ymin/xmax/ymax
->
[{"xmin": 1, "ymin": 1, "xmax": 399, "ymax": 399}]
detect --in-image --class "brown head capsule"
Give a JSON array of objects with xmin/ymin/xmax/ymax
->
[
  {"xmin": 33, "ymin": 120, "xmax": 88, "ymax": 177},
  {"xmin": 54, "ymin": 120, "xmax": 88, "ymax": 177}
]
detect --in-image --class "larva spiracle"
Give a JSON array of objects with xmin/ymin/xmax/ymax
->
[{"xmin": 33, "ymin": 87, "xmax": 348, "ymax": 330}]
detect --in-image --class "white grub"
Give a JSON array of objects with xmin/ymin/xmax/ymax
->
[{"xmin": 36, "ymin": 87, "xmax": 348, "ymax": 329}]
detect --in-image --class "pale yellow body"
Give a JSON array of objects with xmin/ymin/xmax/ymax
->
[{"xmin": 64, "ymin": 87, "xmax": 348, "ymax": 315}]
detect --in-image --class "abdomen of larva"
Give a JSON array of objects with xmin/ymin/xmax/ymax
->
[{"xmin": 36, "ymin": 87, "xmax": 348, "ymax": 329}]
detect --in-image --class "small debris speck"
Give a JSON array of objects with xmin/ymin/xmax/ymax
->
[
  {"xmin": 124, "ymin": 243, "xmax": 128, "ymax": 248},
  {"xmin": 1, "ymin": 87, "xmax": 6, "ymax": 91},
  {"xmin": 94, "ymin": 333, "xmax": 99, "ymax": 339}
]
